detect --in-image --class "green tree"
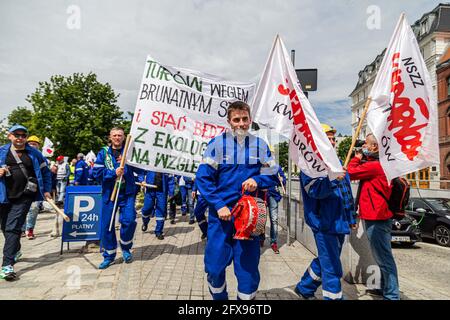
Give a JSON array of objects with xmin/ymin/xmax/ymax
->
[
  {"xmin": 276, "ymin": 141, "xmax": 289, "ymax": 172},
  {"xmin": 7, "ymin": 106, "xmax": 33, "ymax": 128},
  {"xmin": 26, "ymin": 73, "xmax": 127, "ymax": 158},
  {"xmin": 337, "ymin": 136, "xmax": 353, "ymax": 163}
]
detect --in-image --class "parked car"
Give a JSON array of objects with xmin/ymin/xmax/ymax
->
[
  {"xmin": 406, "ymin": 197, "xmax": 450, "ymax": 247},
  {"xmin": 391, "ymin": 215, "xmax": 421, "ymax": 246}
]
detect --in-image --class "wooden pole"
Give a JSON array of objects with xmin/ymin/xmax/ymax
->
[
  {"xmin": 277, "ymin": 173, "xmax": 286, "ymax": 195},
  {"xmin": 46, "ymin": 198, "xmax": 70, "ymax": 222},
  {"xmin": 344, "ymin": 97, "xmax": 372, "ymax": 167},
  {"xmin": 110, "ymin": 134, "xmax": 132, "ymax": 202},
  {"xmin": 135, "ymin": 182, "xmax": 157, "ymax": 189}
]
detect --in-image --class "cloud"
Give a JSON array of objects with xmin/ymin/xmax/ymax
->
[{"xmin": 0, "ymin": 0, "xmax": 442, "ymax": 136}]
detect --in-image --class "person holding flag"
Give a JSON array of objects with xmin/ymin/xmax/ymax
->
[
  {"xmin": 345, "ymin": 12, "xmax": 439, "ymax": 300},
  {"xmin": 294, "ymin": 124, "xmax": 357, "ymax": 300},
  {"xmin": 251, "ymin": 35, "xmax": 354, "ymax": 300},
  {"xmin": 347, "ymin": 134, "xmax": 400, "ymax": 300},
  {"xmin": 93, "ymin": 127, "xmax": 143, "ymax": 269}
]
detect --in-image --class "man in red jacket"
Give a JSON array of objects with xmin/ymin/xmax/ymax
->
[{"xmin": 347, "ymin": 133, "xmax": 400, "ymax": 300}]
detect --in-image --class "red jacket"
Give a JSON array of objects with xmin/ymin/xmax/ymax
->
[{"xmin": 347, "ymin": 156, "xmax": 393, "ymax": 221}]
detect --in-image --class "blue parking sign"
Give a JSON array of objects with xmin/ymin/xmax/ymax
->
[{"xmin": 62, "ymin": 185, "xmax": 102, "ymax": 242}]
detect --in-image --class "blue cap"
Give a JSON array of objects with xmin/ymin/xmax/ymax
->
[{"xmin": 8, "ymin": 124, "xmax": 28, "ymax": 133}]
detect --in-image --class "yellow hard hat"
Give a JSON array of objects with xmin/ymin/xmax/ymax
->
[
  {"xmin": 27, "ymin": 135, "xmax": 41, "ymax": 144},
  {"xmin": 321, "ymin": 124, "xmax": 336, "ymax": 134}
]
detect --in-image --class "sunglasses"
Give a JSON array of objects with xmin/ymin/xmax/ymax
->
[{"xmin": 13, "ymin": 133, "xmax": 28, "ymax": 139}]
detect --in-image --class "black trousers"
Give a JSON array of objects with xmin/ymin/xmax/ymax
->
[{"xmin": 0, "ymin": 197, "xmax": 33, "ymax": 266}]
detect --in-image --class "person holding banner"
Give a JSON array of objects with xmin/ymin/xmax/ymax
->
[
  {"xmin": 347, "ymin": 133, "xmax": 400, "ymax": 300},
  {"xmin": 139, "ymin": 170, "xmax": 174, "ymax": 240},
  {"xmin": 93, "ymin": 127, "xmax": 143, "ymax": 269},
  {"xmin": 0, "ymin": 124, "xmax": 52, "ymax": 281},
  {"xmin": 196, "ymin": 101, "xmax": 279, "ymax": 300},
  {"xmin": 294, "ymin": 124, "xmax": 357, "ymax": 300}
]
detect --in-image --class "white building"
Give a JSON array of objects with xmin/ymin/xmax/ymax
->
[{"xmin": 349, "ymin": 3, "xmax": 450, "ymax": 188}]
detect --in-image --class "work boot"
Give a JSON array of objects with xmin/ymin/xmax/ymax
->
[
  {"xmin": 98, "ymin": 258, "xmax": 115, "ymax": 270},
  {"xmin": 189, "ymin": 219, "xmax": 195, "ymax": 225},
  {"xmin": 122, "ymin": 250, "xmax": 133, "ymax": 264},
  {"xmin": 201, "ymin": 233, "xmax": 207, "ymax": 240},
  {"xmin": 294, "ymin": 286, "xmax": 316, "ymax": 300},
  {"xmin": 141, "ymin": 223, "xmax": 148, "ymax": 232},
  {"xmin": 156, "ymin": 233, "xmax": 164, "ymax": 240}
]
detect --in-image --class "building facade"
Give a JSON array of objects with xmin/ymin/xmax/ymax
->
[
  {"xmin": 437, "ymin": 46, "xmax": 450, "ymax": 188},
  {"xmin": 349, "ymin": 3, "xmax": 450, "ymax": 189}
]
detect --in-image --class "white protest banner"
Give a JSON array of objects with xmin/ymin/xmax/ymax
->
[
  {"xmin": 252, "ymin": 35, "xmax": 343, "ymax": 178},
  {"xmin": 42, "ymin": 137, "xmax": 54, "ymax": 157},
  {"xmin": 126, "ymin": 55, "xmax": 256, "ymax": 177},
  {"xmin": 366, "ymin": 13, "xmax": 439, "ymax": 181}
]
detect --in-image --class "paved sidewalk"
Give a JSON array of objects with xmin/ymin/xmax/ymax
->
[{"xmin": 0, "ymin": 210, "xmax": 448, "ymax": 300}]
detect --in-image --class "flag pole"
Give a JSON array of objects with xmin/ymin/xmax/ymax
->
[
  {"xmin": 344, "ymin": 97, "xmax": 372, "ymax": 167},
  {"xmin": 287, "ymin": 49, "xmax": 295, "ymax": 246}
]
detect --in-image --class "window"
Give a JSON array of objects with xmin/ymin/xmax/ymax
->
[{"xmin": 447, "ymin": 77, "xmax": 450, "ymax": 97}]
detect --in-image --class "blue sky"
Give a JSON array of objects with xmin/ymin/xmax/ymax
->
[{"xmin": 0, "ymin": 0, "xmax": 444, "ymax": 135}]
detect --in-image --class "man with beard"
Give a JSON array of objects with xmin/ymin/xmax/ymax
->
[{"xmin": 195, "ymin": 101, "xmax": 279, "ymax": 300}]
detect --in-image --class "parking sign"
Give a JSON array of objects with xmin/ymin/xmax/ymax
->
[{"xmin": 62, "ymin": 185, "xmax": 102, "ymax": 242}]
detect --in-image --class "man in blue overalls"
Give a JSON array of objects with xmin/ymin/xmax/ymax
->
[
  {"xmin": 139, "ymin": 170, "xmax": 174, "ymax": 240},
  {"xmin": 192, "ymin": 179, "xmax": 208, "ymax": 240},
  {"xmin": 176, "ymin": 175, "xmax": 195, "ymax": 224},
  {"xmin": 93, "ymin": 127, "xmax": 143, "ymax": 269},
  {"xmin": 74, "ymin": 153, "xmax": 89, "ymax": 186},
  {"xmin": 196, "ymin": 101, "xmax": 279, "ymax": 300},
  {"xmin": 294, "ymin": 124, "xmax": 357, "ymax": 300}
]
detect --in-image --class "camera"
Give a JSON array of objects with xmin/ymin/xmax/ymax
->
[{"xmin": 351, "ymin": 139, "xmax": 366, "ymax": 159}]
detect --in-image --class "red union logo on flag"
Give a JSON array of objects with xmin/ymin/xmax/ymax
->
[
  {"xmin": 277, "ymin": 79, "xmax": 323, "ymax": 161},
  {"xmin": 387, "ymin": 52, "xmax": 430, "ymax": 161},
  {"xmin": 366, "ymin": 13, "xmax": 439, "ymax": 181}
]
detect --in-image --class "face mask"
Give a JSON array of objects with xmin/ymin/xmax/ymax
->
[{"xmin": 362, "ymin": 148, "xmax": 370, "ymax": 156}]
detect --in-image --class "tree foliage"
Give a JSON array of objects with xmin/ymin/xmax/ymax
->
[
  {"xmin": 276, "ymin": 141, "xmax": 289, "ymax": 172},
  {"xmin": 20, "ymin": 73, "xmax": 128, "ymax": 158},
  {"xmin": 337, "ymin": 136, "xmax": 353, "ymax": 162},
  {"xmin": 7, "ymin": 107, "xmax": 33, "ymax": 129}
]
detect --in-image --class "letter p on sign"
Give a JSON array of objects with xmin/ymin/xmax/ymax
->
[{"xmin": 73, "ymin": 196, "xmax": 95, "ymax": 222}]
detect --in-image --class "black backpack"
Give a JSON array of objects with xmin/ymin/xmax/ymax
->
[
  {"xmin": 375, "ymin": 177, "xmax": 410, "ymax": 218},
  {"xmin": 389, "ymin": 177, "xmax": 410, "ymax": 216}
]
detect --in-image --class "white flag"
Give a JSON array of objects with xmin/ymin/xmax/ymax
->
[
  {"xmin": 85, "ymin": 150, "xmax": 96, "ymax": 163},
  {"xmin": 366, "ymin": 13, "xmax": 439, "ymax": 181},
  {"xmin": 42, "ymin": 137, "xmax": 54, "ymax": 157},
  {"xmin": 252, "ymin": 35, "xmax": 343, "ymax": 178}
]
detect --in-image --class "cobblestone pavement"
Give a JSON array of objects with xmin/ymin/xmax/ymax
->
[{"xmin": 1, "ymin": 210, "xmax": 449, "ymax": 300}]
